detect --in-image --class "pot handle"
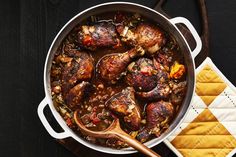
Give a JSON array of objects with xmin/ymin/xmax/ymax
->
[
  {"xmin": 37, "ymin": 98, "xmax": 70, "ymax": 139},
  {"xmin": 170, "ymin": 17, "xmax": 202, "ymax": 59}
]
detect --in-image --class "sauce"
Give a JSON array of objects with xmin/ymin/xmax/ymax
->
[{"xmin": 50, "ymin": 11, "xmax": 187, "ymax": 148}]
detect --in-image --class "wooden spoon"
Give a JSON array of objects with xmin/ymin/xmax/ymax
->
[{"xmin": 74, "ymin": 110, "xmax": 161, "ymax": 157}]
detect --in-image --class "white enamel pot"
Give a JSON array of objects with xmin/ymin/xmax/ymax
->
[{"xmin": 37, "ymin": 2, "xmax": 202, "ymax": 155}]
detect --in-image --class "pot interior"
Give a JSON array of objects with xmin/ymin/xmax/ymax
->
[{"xmin": 44, "ymin": 2, "xmax": 195, "ymax": 154}]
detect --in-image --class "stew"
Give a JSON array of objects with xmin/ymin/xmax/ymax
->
[{"xmin": 50, "ymin": 12, "xmax": 187, "ymax": 148}]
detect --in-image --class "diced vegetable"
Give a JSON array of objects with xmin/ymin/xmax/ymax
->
[
  {"xmin": 170, "ymin": 61, "xmax": 185, "ymax": 79},
  {"xmin": 83, "ymin": 35, "xmax": 93, "ymax": 46},
  {"xmin": 66, "ymin": 118, "xmax": 73, "ymax": 128},
  {"xmin": 56, "ymin": 55, "xmax": 72, "ymax": 63},
  {"xmin": 129, "ymin": 131, "xmax": 138, "ymax": 138}
]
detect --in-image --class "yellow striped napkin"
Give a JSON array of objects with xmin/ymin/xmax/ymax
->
[{"xmin": 164, "ymin": 57, "xmax": 236, "ymax": 157}]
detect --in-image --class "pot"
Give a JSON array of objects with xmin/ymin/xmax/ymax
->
[{"xmin": 37, "ymin": 2, "xmax": 202, "ymax": 155}]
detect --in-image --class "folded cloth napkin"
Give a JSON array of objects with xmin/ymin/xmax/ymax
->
[{"xmin": 164, "ymin": 57, "xmax": 236, "ymax": 157}]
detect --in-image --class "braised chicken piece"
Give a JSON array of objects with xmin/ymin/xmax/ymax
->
[
  {"xmin": 105, "ymin": 87, "xmax": 141, "ymax": 130},
  {"xmin": 61, "ymin": 51, "xmax": 94, "ymax": 96},
  {"xmin": 119, "ymin": 23, "xmax": 166, "ymax": 55},
  {"xmin": 136, "ymin": 58, "xmax": 171, "ymax": 101},
  {"xmin": 154, "ymin": 47, "xmax": 174, "ymax": 71},
  {"xmin": 137, "ymin": 101, "xmax": 174, "ymax": 142},
  {"xmin": 97, "ymin": 46, "xmax": 145, "ymax": 84},
  {"xmin": 126, "ymin": 58, "xmax": 157, "ymax": 92},
  {"xmin": 63, "ymin": 43, "xmax": 80, "ymax": 57},
  {"xmin": 78, "ymin": 22, "xmax": 121, "ymax": 51},
  {"xmin": 146, "ymin": 101, "xmax": 174, "ymax": 128},
  {"xmin": 136, "ymin": 83, "xmax": 171, "ymax": 101},
  {"xmin": 169, "ymin": 81, "xmax": 187, "ymax": 105},
  {"xmin": 65, "ymin": 81, "xmax": 94, "ymax": 108}
]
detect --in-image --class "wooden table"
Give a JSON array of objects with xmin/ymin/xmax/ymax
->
[{"xmin": 0, "ymin": 0, "xmax": 236, "ymax": 157}]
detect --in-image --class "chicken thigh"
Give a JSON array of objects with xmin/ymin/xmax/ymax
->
[
  {"xmin": 136, "ymin": 58, "xmax": 171, "ymax": 101},
  {"xmin": 105, "ymin": 87, "xmax": 141, "ymax": 130},
  {"xmin": 126, "ymin": 58, "xmax": 157, "ymax": 92},
  {"xmin": 78, "ymin": 22, "xmax": 121, "ymax": 51},
  {"xmin": 137, "ymin": 100, "xmax": 174, "ymax": 142},
  {"xmin": 61, "ymin": 51, "xmax": 94, "ymax": 96},
  {"xmin": 65, "ymin": 81, "xmax": 94, "ymax": 108},
  {"xmin": 119, "ymin": 23, "xmax": 166, "ymax": 55}
]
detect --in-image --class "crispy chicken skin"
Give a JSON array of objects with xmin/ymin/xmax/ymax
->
[
  {"xmin": 136, "ymin": 83, "xmax": 171, "ymax": 101},
  {"xmin": 146, "ymin": 101, "xmax": 174, "ymax": 128},
  {"xmin": 105, "ymin": 87, "xmax": 141, "ymax": 130},
  {"xmin": 126, "ymin": 58, "xmax": 157, "ymax": 92},
  {"xmin": 136, "ymin": 58, "xmax": 171, "ymax": 101},
  {"xmin": 65, "ymin": 81, "xmax": 94, "ymax": 108},
  {"xmin": 137, "ymin": 101, "xmax": 174, "ymax": 142},
  {"xmin": 78, "ymin": 22, "xmax": 121, "ymax": 51},
  {"xmin": 59, "ymin": 50, "xmax": 94, "ymax": 108},
  {"xmin": 61, "ymin": 51, "xmax": 94, "ymax": 96},
  {"xmin": 119, "ymin": 23, "xmax": 166, "ymax": 55},
  {"xmin": 96, "ymin": 46, "xmax": 145, "ymax": 84}
]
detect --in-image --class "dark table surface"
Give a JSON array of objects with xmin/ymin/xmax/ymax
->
[{"xmin": 1, "ymin": 0, "xmax": 236, "ymax": 157}]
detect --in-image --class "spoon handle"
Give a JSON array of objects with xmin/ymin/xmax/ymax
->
[{"xmin": 113, "ymin": 130, "xmax": 161, "ymax": 157}]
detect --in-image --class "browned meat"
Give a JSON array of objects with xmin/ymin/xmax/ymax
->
[
  {"xmin": 61, "ymin": 51, "xmax": 94, "ymax": 95},
  {"xmin": 135, "ymin": 129, "xmax": 150, "ymax": 143},
  {"xmin": 154, "ymin": 47, "xmax": 174, "ymax": 71},
  {"xmin": 136, "ymin": 58, "xmax": 171, "ymax": 101},
  {"xmin": 169, "ymin": 81, "xmax": 187, "ymax": 105},
  {"xmin": 136, "ymin": 83, "xmax": 171, "ymax": 101},
  {"xmin": 146, "ymin": 101, "xmax": 174, "ymax": 128},
  {"xmin": 63, "ymin": 43, "xmax": 80, "ymax": 57},
  {"xmin": 119, "ymin": 23, "xmax": 166, "ymax": 55},
  {"xmin": 105, "ymin": 87, "xmax": 141, "ymax": 130},
  {"xmin": 78, "ymin": 22, "xmax": 121, "ymax": 51},
  {"xmin": 126, "ymin": 58, "xmax": 157, "ymax": 92},
  {"xmin": 137, "ymin": 101, "xmax": 174, "ymax": 142},
  {"xmin": 65, "ymin": 81, "xmax": 94, "ymax": 108},
  {"xmin": 96, "ymin": 46, "xmax": 145, "ymax": 84}
]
